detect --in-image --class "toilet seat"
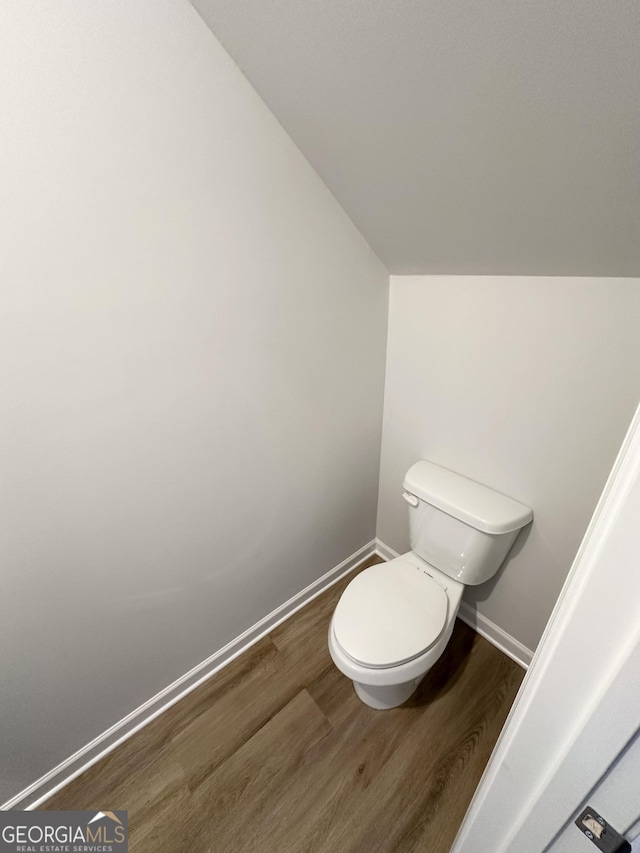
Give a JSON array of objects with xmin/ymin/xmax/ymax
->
[{"xmin": 333, "ymin": 559, "xmax": 449, "ymax": 669}]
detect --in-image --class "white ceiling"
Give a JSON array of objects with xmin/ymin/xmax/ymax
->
[{"xmin": 191, "ymin": 0, "xmax": 640, "ymax": 276}]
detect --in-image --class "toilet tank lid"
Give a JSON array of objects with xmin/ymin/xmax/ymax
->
[{"xmin": 403, "ymin": 461, "xmax": 533, "ymax": 535}]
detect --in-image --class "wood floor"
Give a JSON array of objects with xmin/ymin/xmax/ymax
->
[{"xmin": 45, "ymin": 556, "xmax": 525, "ymax": 852}]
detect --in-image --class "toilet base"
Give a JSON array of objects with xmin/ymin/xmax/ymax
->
[{"xmin": 354, "ymin": 678, "xmax": 420, "ymax": 710}]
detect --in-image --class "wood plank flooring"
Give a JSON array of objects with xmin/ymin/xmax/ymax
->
[{"xmin": 44, "ymin": 556, "xmax": 525, "ymax": 852}]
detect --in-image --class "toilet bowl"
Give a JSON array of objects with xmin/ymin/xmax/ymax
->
[
  {"xmin": 328, "ymin": 460, "xmax": 533, "ymax": 709},
  {"xmin": 328, "ymin": 552, "xmax": 463, "ymax": 709}
]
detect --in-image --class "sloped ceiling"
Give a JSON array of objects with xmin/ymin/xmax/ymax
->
[{"xmin": 191, "ymin": 0, "xmax": 640, "ymax": 276}]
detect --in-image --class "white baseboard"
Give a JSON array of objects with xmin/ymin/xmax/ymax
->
[
  {"xmin": 376, "ymin": 539, "xmax": 533, "ymax": 670},
  {"xmin": 2, "ymin": 539, "xmax": 377, "ymax": 812},
  {"xmin": 5, "ymin": 537, "xmax": 531, "ymax": 810},
  {"xmin": 457, "ymin": 602, "xmax": 533, "ymax": 669},
  {"xmin": 374, "ymin": 538, "xmax": 400, "ymax": 562}
]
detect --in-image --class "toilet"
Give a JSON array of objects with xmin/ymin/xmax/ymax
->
[{"xmin": 328, "ymin": 460, "xmax": 533, "ymax": 709}]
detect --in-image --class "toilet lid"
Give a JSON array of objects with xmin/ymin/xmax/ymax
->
[{"xmin": 333, "ymin": 559, "xmax": 449, "ymax": 668}]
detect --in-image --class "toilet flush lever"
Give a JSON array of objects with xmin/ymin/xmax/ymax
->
[{"xmin": 402, "ymin": 491, "xmax": 420, "ymax": 508}]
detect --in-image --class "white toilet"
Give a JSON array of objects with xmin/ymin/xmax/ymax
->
[{"xmin": 328, "ymin": 460, "xmax": 533, "ymax": 709}]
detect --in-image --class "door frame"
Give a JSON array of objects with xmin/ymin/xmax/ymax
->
[{"xmin": 451, "ymin": 402, "xmax": 640, "ymax": 853}]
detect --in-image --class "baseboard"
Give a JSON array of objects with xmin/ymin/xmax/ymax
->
[
  {"xmin": 2, "ymin": 539, "xmax": 377, "ymax": 812},
  {"xmin": 374, "ymin": 538, "xmax": 400, "ymax": 562},
  {"xmin": 375, "ymin": 539, "xmax": 533, "ymax": 670},
  {"xmin": 4, "ymin": 537, "xmax": 531, "ymax": 809},
  {"xmin": 457, "ymin": 602, "xmax": 533, "ymax": 669}
]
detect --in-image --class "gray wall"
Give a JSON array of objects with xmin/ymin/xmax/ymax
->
[
  {"xmin": 377, "ymin": 276, "xmax": 640, "ymax": 652},
  {"xmin": 0, "ymin": 0, "xmax": 388, "ymax": 804}
]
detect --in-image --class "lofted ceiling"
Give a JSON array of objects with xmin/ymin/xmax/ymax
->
[{"xmin": 190, "ymin": 0, "xmax": 640, "ymax": 276}]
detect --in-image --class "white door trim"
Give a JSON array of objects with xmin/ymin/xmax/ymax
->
[{"xmin": 451, "ymin": 402, "xmax": 640, "ymax": 853}]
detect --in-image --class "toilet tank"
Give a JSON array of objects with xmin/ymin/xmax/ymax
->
[{"xmin": 402, "ymin": 461, "xmax": 533, "ymax": 585}]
